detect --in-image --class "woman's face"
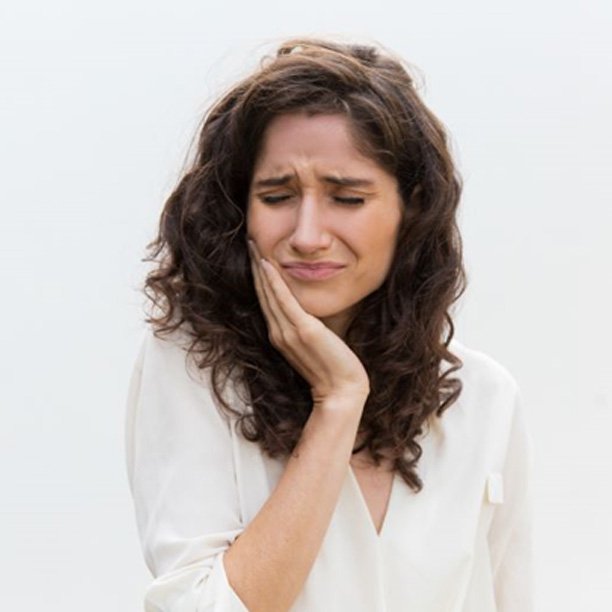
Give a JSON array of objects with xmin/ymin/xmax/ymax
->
[{"xmin": 246, "ymin": 112, "xmax": 403, "ymax": 337}]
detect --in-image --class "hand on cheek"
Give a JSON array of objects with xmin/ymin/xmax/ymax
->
[{"xmin": 246, "ymin": 239, "xmax": 370, "ymax": 405}]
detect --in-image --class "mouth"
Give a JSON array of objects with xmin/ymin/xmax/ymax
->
[{"xmin": 281, "ymin": 265, "xmax": 346, "ymax": 281}]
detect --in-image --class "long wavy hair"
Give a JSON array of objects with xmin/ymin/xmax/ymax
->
[{"xmin": 142, "ymin": 37, "xmax": 467, "ymax": 493}]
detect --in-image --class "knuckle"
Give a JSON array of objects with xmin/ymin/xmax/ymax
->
[
  {"xmin": 296, "ymin": 323, "xmax": 318, "ymax": 343},
  {"xmin": 280, "ymin": 329, "xmax": 297, "ymax": 345}
]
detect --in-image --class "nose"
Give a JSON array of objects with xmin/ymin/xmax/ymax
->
[{"xmin": 288, "ymin": 194, "xmax": 333, "ymax": 254}]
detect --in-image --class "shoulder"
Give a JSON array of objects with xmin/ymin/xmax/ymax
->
[
  {"xmin": 446, "ymin": 337, "xmax": 520, "ymax": 400},
  {"xmin": 435, "ymin": 337, "xmax": 523, "ymax": 441},
  {"xmin": 140, "ymin": 323, "xmax": 193, "ymax": 361},
  {"xmin": 133, "ymin": 324, "xmax": 218, "ymax": 399},
  {"xmin": 135, "ymin": 324, "xmax": 246, "ymax": 420}
]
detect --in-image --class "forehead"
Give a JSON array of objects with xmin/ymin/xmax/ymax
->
[{"xmin": 253, "ymin": 112, "xmax": 380, "ymax": 175}]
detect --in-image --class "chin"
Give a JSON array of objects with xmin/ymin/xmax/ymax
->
[
  {"xmin": 296, "ymin": 297, "xmax": 353, "ymax": 322},
  {"xmin": 300, "ymin": 304, "xmax": 340, "ymax": 319}
]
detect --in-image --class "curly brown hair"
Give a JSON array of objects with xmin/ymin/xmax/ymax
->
[{"xmin": 142, "ymin": 37, "xmax": 467, "ymax": 493}]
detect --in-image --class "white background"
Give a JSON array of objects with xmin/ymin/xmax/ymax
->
[{"xmin": 1, "ymin": 1, "xmax": 610, "ymax": 610}]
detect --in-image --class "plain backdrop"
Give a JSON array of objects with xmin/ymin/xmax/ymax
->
[{"xmin": 1, "ymin": 0, "xmax": 610, "ymax": 610}]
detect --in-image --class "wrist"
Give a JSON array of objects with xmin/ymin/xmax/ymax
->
[{"xmin": 315, "ymin": 392, "xmax": 368, "ymax": 417}]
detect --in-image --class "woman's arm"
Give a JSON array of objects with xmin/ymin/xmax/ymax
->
[
  {"xmin": 125, "ymin": 330, "xmax": 248, "ymax": 612},
  {"xmin": 126, "ymin": 239, "xmax": 371, "ymax": 611},
  {"xmin": 224, "ymin": 396, "xmax": 364, "ymax": 612},
  {"xmin": 220, "ymin": 241, "xmax": 370, "ymax": 611},
  {"xmin": 126, "ymin": 328, "xmax": 366, "ymax": 612}
]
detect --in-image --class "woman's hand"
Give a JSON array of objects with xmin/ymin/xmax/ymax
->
[{"xmin": 248, "ymin": 239, "xmax": 370, "ymax": 409}]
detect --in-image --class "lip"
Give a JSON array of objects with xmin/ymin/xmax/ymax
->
[
  {"xmin": 281, "ymin": 263, "xmax": 346, "ymax": 281},
  {"xmin": 281, "ymin": 261, "xmax": 346, "ymax": 269}
]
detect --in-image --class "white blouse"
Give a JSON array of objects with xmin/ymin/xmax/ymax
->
[{"xmin": 125, "ymin": 326, "xmax": 534, "ymax": 611}]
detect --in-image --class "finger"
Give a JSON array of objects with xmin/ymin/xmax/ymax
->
[
  {"xmin": 248, "ymin": 241, "xmax": 283, "ymax": 336},
  {"xmin": 248, "ymin": 241, "xmax": 277, "ymax": 323},
  {"xmin": 248, "ymin": 240, "xmax": 301, "ymax": 330},
  {"xmin": 248, "ymin": 240, "xmax": 288, "ymax": 325},
  {"xmin": 256, "ymin": 264, "xmax": 295, "ymax": 332},
  {"xmin": 258, "ymin": 258, "xmax": 343, "ymax": 384},
  {"xmin": 259, "ymin": 258, "xmax": 316, "ymax": 330}
]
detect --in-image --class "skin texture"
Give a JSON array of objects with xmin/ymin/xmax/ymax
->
[{"xmin": 246, "ymin": 112, "xmax": 404, "ymax": 339}]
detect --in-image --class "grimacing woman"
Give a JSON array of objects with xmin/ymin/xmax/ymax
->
[{"xmin": 125, "ymin": 38, "xmax": 534, "ymax": 612}]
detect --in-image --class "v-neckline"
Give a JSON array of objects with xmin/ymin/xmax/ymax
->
[{"xmin": 348, "ymin": 464, "xmax": 397, "ymax": 540}]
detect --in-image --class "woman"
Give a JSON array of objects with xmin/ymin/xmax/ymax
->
[{"xmin": 125, "ymin": 38, "xmax": 534, "ymax": 611}]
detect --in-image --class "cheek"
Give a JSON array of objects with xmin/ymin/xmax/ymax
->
[
  {"xmin": 246, "ymin": 205, "xmax": 283, "ymax": 254},
  {"xmin": 354, "ymin": 222, "xmax": 401, "ymax": 281},
  {"xmin": 354, "ymin": 215, "xmax": 400, "ymax": 257},
  {"xmin": 246, "ymin": 204, "xmax": 266, "ymax": 242},
  {"xmin": 245, "ymin": 200, "xmax": 257, "ymax": 234}
]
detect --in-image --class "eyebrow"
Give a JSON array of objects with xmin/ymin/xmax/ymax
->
[{"xmin": 253, "ymin": 174, "xmax": 375, "ymax": 188}]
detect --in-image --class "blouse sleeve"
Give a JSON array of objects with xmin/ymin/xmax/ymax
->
[
  {"xmin": 124, "ymin": 329, "xmax": 249, "ymax": 612},
  {"xmin": 487, "ymin": 386, "xmax": 536, "ymax": 612}
]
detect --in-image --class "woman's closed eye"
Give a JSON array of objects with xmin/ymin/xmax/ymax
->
[
  {"xmin": 259, "ymin": 194, "xmax": 365, "ymax": 206},
  {"xmin": 260, "ymin": 194, "xmax": 291, "ymax": 204},
  {"xmin": 335, "ymin": 196, "xmax": 365, "ymax": 205}
]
